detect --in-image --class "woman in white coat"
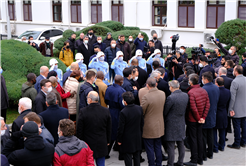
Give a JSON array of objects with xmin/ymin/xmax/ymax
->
[{"xmin": 63, "ymin": 70, "xmax": 81, "ymax": 121}]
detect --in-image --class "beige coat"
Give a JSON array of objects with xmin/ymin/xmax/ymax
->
[
  {"xmin": 141, "ymin": 87, "xmax": 166, "ymax": 138},
  {"xmin": 63, "ymin": 77, "xmax": 79, "ymax": 114},
  {"xmin": 95, "ymin": 79, "xmax": 107, "ymax": 108},
  {"xmin": 138, "ymin": 87, "xmax": 149, "ymax": 105}
]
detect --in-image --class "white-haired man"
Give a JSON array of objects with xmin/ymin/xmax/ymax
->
[
  {"xmin": 12, "ymin": 97, "xmax": 32, "ymax": 132},
  {"xmin": 34, "ymin": 66, "xmax": 49, "ymax": 93},
  {"xmin": 1, "ymin": 116, "xmax": 10, "ymax": 152}
]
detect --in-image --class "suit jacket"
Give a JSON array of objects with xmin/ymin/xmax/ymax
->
[
  {"xmin": 117, "ymin": 104, "xmax": 144, "ymax": 153},
  {"xmin": 12, "ymin": 109, "xmax": 31, "ymax": 132},
  {"xmin": 141, "ymin": 87, "xmax": 166, "ymax": 138},
  {"xmin": 116, "ymin": 41, "xmax": 131, "ymax": 61},
  {"xmin": 199, "ymin": 65, "xmax": 215, "ymax": 84},
  {"xmin": 76, "ymin": 103, "xmax": 111, "ymax": 159},
  {"xmin": 62, "ymin": 70, "xmax": 72, "ymax": 85},
  {"xmin": 77, "ymin": 43, "xmax": 93, "ymax": 66},
  {"xmin": 34, "ymin": 75, "xmax": 45, "ymax": 93},
  {"xmin": 34, "ymin": 91, "xmax": 47, "ymax": 114},
  {"xmin": 228, "ymin": 75, "xmax": 246, "ymax": 118},
  {"xmin": 220, "ymin": 75, "xmax": 233, "ymax": 90},
  {"xmin": 138, "ymin": 87, "xmax": 149, "ymax": 105},
  {"xmin": 87, "ymin": 34, "xmax": 97, "ymax": 46},
  {"xmin": 137, "ymin": 66, "xmax": 148, "ymax": 89},
  {"xmin": 93, "ymin": 42, "xmax": 106, "ymax": 52},
  {"xmin": 1, "ymin": 75, "xmax": 9, "ymax": 110},
  {"xmin": 39, "ymin": 104, "xmax": 69, "ymax": 145},
  {"xmin": 157, "ymin": 78, "xmax": 171, "ymax": 97}
]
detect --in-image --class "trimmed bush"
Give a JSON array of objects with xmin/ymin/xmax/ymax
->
[
  {"xmin": 76, "ymin": 25, "xmax": 114, "ymax": 37},
  {"xmin": 111, "ymin": 30, "xmax": 149, "ymax": 42},
  {"xmin": 62, "ymin": 29, "xmax": 75, "ymax": 40},
  {"xmin": 215, "ymin": 19, "xmax": 246, "ymax": 55},
  {"xmin": 96, "ymin": 21, "xmax": 124, "ymax": 32},
  {"xmin": 123, "ymin": 26, "xmax": 140, "ymax": 31},
  {"xmin": 54, "ymin": 37, "xmax": 66, "ymax": 52},
  {"xmin": 53, "ymin": 48, "xmax": 60, "ymax": 57},
  {"xmin": 1, "ymin": 39, "xmax": 67, "ymax": 103}
]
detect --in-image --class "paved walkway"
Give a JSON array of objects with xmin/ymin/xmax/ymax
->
[{"xmin": 105, "ymin": 132, "xmax": 246, "ymax": 166}]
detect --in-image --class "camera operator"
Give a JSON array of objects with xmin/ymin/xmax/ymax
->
[
  {"xmin": 208, "ymin": 53, "xmax": 221, "ymax": 69},
  {"xmin": 198, "ymin": 55, "xmax": 215, "ymax": 85}
]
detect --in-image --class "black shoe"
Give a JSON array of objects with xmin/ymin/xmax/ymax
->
[
  {"xmin": 162, "ymin": 154, "xmax": 168, "ymax": 161},
  {"xmin": 207, "ymin": 156, "xmax": 213, "ymax": 159},
  {"xmin": 140, "ymin": 156, "xmax": 145, "ymax": 163},
  {"xmin": 227, "ymin": 144, "xmax": 240, "ymax": 149},
  {"xmin": 105, "ymin": 155, "xmax": 110, "ymax": 159},
  {"xmin": 218, "ymin": 148, "xmax": 224, "ymax": 151},
  {"xmin": 197, "ymin": 161, "xmax": 203, "ymax": 165},
  {"xmin": 213, "ymin": 150, "xmax": 218, "ymax": 153},
  {"xmin": 118, "ymin": 155, "xmax": 124, "ymax": 160},
  {"xmin": 183, "ymin": 161, "xmax": 197, "ymax": 166},
  {"xmin": 174, "ymin": 163, "xmax": 184, "ymax": 166},
  {"xmin": 227, "ymin": 129, "xmax": 232, "ymax": 133},
  {"xmin": 225, "ymin": 138, "xmax": 229, "ymax": 141},
  {"xmin": 240, "ymin": 144, "xmax": 246, "ymax": 148},
  {"xmin": 203, "ymin": 158, "xmax": 207, "ymax": 161}
]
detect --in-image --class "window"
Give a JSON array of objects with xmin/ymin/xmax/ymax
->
[
  {"xmin": 51, "ymin": 29, "xmax": 63, "ymax": 37},
  {"xmin": 91, "ymin": 0, "xmax": 102, "ymax": 23},
  {"xmin": 23, "ymin": 0, "xmax": 32, "ymax": 21},
  {"xmin": 71, "ymin": 1, "xmax": 81, "ymax": 23},
  {"xmin": 8, "ymin": 0, "xmax": 15, "ymax": 20},
  {"xmin": 40, "ymin": 30, "xmax": 51, "ymax": 39},
  {"xmin": 178, "ymin": 1, "xmax": 194, "ymax": 28},
  {"xmin": 53, "ymin": 0, "xmax": 62, "ymax": 22},
  {"xmin": 238, "ymin": 1, "xmax": 246, "ymax": 20},
  {"xmin": 152, "ymin": 1, "xmax": 167, "ymax": 26},
  {"xmin": 206, "ymin": 0, "xmax": 225, "ymax": 29},
  {"xmin": 111, "ymin": 0, "xmax": 124, "ymax": 24}
]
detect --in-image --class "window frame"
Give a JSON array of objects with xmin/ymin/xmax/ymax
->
[
  {"xmin": 71, "ymin": 1, "xmax": 81, "ymax": 23},
  {"xmin": 23, "ymin": 0, "xmax": 32, "ymax": 21},
  {"xmin": 178, "ymin": 1, "xmax": 195, "ymax": 28},
  {"xmin": 91, "ymin": 0, "xmax": 102, "ymax": 24},
  {"xmin": 8, "ymin": 1, "xmax": 15, "ymax": 21},
  {"xmin": 111, "ymin": 0, "xmax": 124, "ymax": 24},
  {"xmin": 52, "ymin": 0, "xmax": 62, "ymax": 22},
  {"xmin": 238, "ymin": 1, "xmax": 246, "ymax": 20},
  {"xmin": 206, "ymin": 0, "xmax": 225, "ymax": 29},
  {"xmin": 152, "ymin": 1, "xmax": 167, "ymax": 26}
]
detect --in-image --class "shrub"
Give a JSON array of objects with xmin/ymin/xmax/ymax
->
[
  {"xmin": 63, "ymin": 29, "xmax": 75, "ymax": 40},
  {"xmin": 111, "ymin": 30, "xmax": 149, "ymax": 42},
  {"xmin": 123, "ymin": 26, "xmax": 140, "ymax": 31},
  {"xmin": 53, "ymin": 48, "xmax": 60, "ymax": 57},
  {"xmin": 54, "ymin": 37, "xmax": 66, "ymax": 51},
  {"xmin": 215, "ymin": 19, "xmax": 246, "ymax": 55},
  {"xmin": 96, "ymin": 21, "xmax": 124, "ymax": 32},
  {"xmin": 1, "ymin": 39, "xmax": 67, "ymax": 103},
  {"xmin": 76, "ymin": 25, "xmax": 114, "ymax": 37}
]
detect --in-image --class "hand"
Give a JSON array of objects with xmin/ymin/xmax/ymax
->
[
  {"xmin": 118, "ymin": 142, "xmax": 122, "ymax": 145},
  {"xmin": 215, "ymin": 73, "xmax": 217, "ymax": 77},
  {"xmin": 39, "ymin": 128, "xmax": 42, "ymax": 135},
  {"xmin": 230, "ymin": 110, "xmax": 235, "ymax": 117},
  {"xmin": 172, "ymin": 59, "xmax": 178, "ymax": 64},
  {"xmin": 20, "ymin": 125, "xmax": 23, "ymax": 131},
  {"xmin": 29, "ymin": 43, "xmax": 32, "ymax": 46},
  {"xmin": 107, "ymin": 143, "xmax": 110, "ymax": 146},
  {"xmin": 133, "ymin": 86, "xmax": 137, "ymax": 90},
  {"xmin": 138, "ymin": 34, "xmax": 141, "ymax": 38},
  {"xmin": 33, "ymin": 43, "xmax": 36, "ymax": 46},
  {"xmin": 164, "ymin": 57, "xmax": 167, "ymax": 61},
  {"xmin": 199, "ymin": 44, "xmax": 201, "ymax": 48},
  {"xmin": 195, "ymin": 60, "xmax": 199, "ymax": 65},
  {"xmin": 198, "ymin": 118, "xmax": 205, "ymax": 124}
]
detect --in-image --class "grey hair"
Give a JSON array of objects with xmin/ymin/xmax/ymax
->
[
  {"xmin": 83, "ymin": 36, "xmax": 89, "ymax": 40},
  {"xmin": 46, "ymin": 92, "xmax": 57, "ymax": 105},
  {"xmin": 19, "ymin": 97, "xmax": 32, "ymax": 109},
  {"xmin": 219, "ymin": 67, "xmax": 227, "ymax": 74},
  {"xmin": 97, "ymin": 36, "xmax": 102, "ymax": 39},
  {"xmin": 88, "ymin": 91, "xmax": 99, "ymax": 102},
  {"xmin": 150, "ymin": 71, "xmax": 161, "ymax": 78},
  {"xmin": 0, "ymin": 116, "xmax": 4, "ymax": 121},
  {"xmin": 146, "ymin": 77, "xmax": 157, "ymax": 88},
  {"xmin": 169, "ymin": 80, "xmax": 180, "ymax": 89}
]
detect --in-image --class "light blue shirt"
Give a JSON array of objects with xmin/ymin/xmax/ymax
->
[
  {"xmin": 66, "ymin": 62, "xmax": 87, "ymax": 76},
  {"xmin": 129, "ymin": 57, "xmax": 147, "ymax": 71},
  {"xmin": 146, "ymin": 56, "xmax": 165, "ymax": 70},
  {"xmin": 49, "ymin": 68, "xmax": 63, "ymax": 86},
  {"xmin": 111, "ymin": 58, "xmax": 128, "ymax": 77},
  {"xmin": 89, "ymin": 57, "xmax": 110, "ymax": 85}
]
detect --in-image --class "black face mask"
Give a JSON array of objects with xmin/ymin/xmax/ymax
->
[
  {"xmin": 153, "ymin": 37, "xmax": 157, "ymax": 40},
  {"xmin": 78, "ymin": 77, "xmax": 83, "ymax": 82},
  {"xmin": 66, "ymin": 46, "xmax": 70, "ymax": 49},
  {"xmin": 89, "ymin": 32, "xmax": 93, "ymax": 36}
]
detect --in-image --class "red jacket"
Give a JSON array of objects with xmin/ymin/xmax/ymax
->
[
  {"xmin": 56, "ymin": 83, "xmax": 71, "ymax": 108},
  {"xmin": 186, "ymin": 84, "xmax": 210, "ymax": 122}
]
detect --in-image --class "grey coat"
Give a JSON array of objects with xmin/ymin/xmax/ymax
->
[
  {"xmin": 228, "ymin": 75, "xmax": 246, "ymax": 118},
  {"xmin": 163, "ymin": 89, "xmax": 189, "ymax": 141}
]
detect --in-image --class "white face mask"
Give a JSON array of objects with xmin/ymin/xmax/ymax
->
[
  {"xmin": 57, "ymin": 131, "xmax": 60, "ymax": 137},
  {"xmin": 118, "ymin": 57, "xmax": 123, "ymax": 62},
  {"xmin": 98, "ymin": 40, "xmax": 102, "ymax": 43},
  {"xmin": 111, "ymin": 44, "xmax": 116, "ymax": 48},
  {"xmin": 156, "ymin": 54, "xmax": 161, "ymax": 58},
  {"xmin": 54, "ymin": 65, "xmax": 58, "ymax": 70},
  {"xmin": 133, "ymin": 76, "xmax": 138, "ymax": 81},
  {"xmin": 1, "ymin": 130, "xmax": 6, "ymax": 136},
  {"xmin": 202, "ymin": 80, "xmax": 205, "ymax": 85},
  {"xmin": 122, "ymin": 100, "xmax": 125, "ymax": 106},
  {"xmin": 136, "ymin": 56, "xmax": 142, "ymax": 60},
  {"xmin": 233, "ymin": 71, "xmax": 235, "ymax": 76},
  {"xmin": 30, "ymin": 40, "xmax": 33, "ymax": 43},
  {"xmin": 84, "ymin": 40, "xmax": 88, "ymax": 44},
  {"xmin": 129, "ymin": 39, "xmax": 133, "ymax": 42},
  {"xmin": 46, "ymin": 87, "xmax": 52, "ymax": 93},
  {"xmin": 99, "ymin": 56, "xmax": 105, "ymax": 61},
  {"xmin": 229, "ymin": 49, "xmax": 233, "ymax": 54},
  {"xmin": 199, "ymin": 63, "xmax": 203, "ymax": 68},
  {"xmin": 46, "ymin": 41, "xmax": 50, "ymax": 43},
  {"xmin": 18, "ymin": 106, "xmax": 22, "ymax": 114},
  {"xmin": 179, "ymin": 49, "xmax": 184, "ymax": 54}
]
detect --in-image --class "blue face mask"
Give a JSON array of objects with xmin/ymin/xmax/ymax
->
[
  {"xmin": 139, "ymin": 38, "xmax": 143, "ymax": 41},
  {"xmin": 0, "ymin": 69, "xmax": 3, "ymax": 74},
  {"xmin": 136, "ymin": 56, "xmax": 142, "ymax": 60},
  {"xmin": 118, "ymin": 57, "xmax": 123, "ymax": 62}
]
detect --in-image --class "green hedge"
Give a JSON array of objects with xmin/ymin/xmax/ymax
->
[
  {"xmin": 76, "ymin": 25, "xmax": 114, "ymax": 37},
  {"xmin": 123, "ymin": 26, "xmax": 140, "ymax": 31},
  {"xmin": 111, "ymin": 30, "xmax": 149, "ymax": 42},
  {"xmin": 215, "ymin": 19, "xmax": 246, "ymax": 55},
  {"xmin": 63, "ymin": 29, "xmax": 75, "ymax": 39},
  {"xmin": 96, "ymin": 21, "xmax": 124, "ymax": 32},
  {"xmin": 54, "ymin": 37, "xmax": 66, "ymax": 52},
  {"xmin": 1, "ymin": 39, "xmax": 67, "ymax": 103}
]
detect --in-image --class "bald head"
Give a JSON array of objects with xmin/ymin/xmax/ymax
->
[
  {"xmin": 131, "ymin": 59, "xmax": 138, "ymax": 66},
  {"xmin": 40, "ymin": 66, "xmax": 49, "ymax": 77},
  {"xmin": 96, "ymin": 71, "xmax": 104, "ymax": 80},
  {"xmin": 115, "ymin": 75, "xmax": 123, "ymax": 85},
  {"xmin": 70, "ymin": 62, "xmax": 79, "ymax": 70},
  {"xmin": 87, "ymin": 91, "xmax": 99, "ymax": 104},
  {"xmin": 49, "ymin": 76, "xmax": 58, "ymax": 88}
]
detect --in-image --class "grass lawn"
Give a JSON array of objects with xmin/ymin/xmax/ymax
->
[{"xmin": 6, "ymin": 108, "xmax": 19, "ymax": 125}]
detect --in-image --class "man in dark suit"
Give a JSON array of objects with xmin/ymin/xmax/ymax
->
[
  {"xmin": 224, "ymin": 60, "xmax": 235, "ymax": 79},
  {"xmin": 39, "ymin": 92, "xmax": 69, "ymax": 145},
  {"xmin": 77, "ymin": 91, "xmax": 111, "ymax": 166},
  {"xmin": 34, "ymin": 79, "xmax": 52, "ymax": 114},
  {"xmin": 131, "ymin": 59, "xmax": 148, "ymax": 89},
  {"xmin": 117, "ymin": 91, "xmax": 144, "ymax": 166},
  {"xmin": 151, "ymin": 33, "xmax": 163, "ymax": 56},
  {"xmin": 93, "ymin": 36, "xmax": 106, "ymax": 52},
  {"xmin": 62, "ymin": 62, "xmax": 79, "ymax": 85},
  {"xmin": 1, "ymin": 74, "xmax": 9, "ymax": 121},
  {"xmin": 150, "ymin": 71, "xmax": 171, "ymax": 97},
  {"xmin": 12, "ymin": 97, "xmax": 32, "ymax": 132},
  {"xmin": 214, "ymin": 77, "xmax": 231, "ymax": 152},
  {"xmin": 34, "ymin": 66, "xmax": 49, "ymax": 93},
  {"xmin": 77, "ymin": 36, "xmax": 94, "ymax": 66},
  {"xmin": 199, "ymin": 56, "xmax": 215, "ymax": 85},
  {"xmin": 87, "ymin": 29, "xmax": 97, "ymax": 46}
]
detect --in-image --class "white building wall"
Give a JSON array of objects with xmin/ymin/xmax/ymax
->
[{"xmin": 225, "ymin": 0, "xmax": 238, "ymax": 21}]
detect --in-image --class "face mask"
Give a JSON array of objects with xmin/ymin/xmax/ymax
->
[
  {"xmin": 0, "ymin": 69, "xmax": 3, "ymax": 74},
  {"xmin": 111, "ymin": 44, "xmax": 116, "ymax": 48},
  {"xmin": 133, "ymin": 76, "xmax": 138, "ymax": 81},
  {"xmin": 188, "ymin": 82, "xmax": 190, "ymax": 86},
  {"xmin": 57, "ymin": 131, "xmax": 60, "ymax": 137},
  {"xmin": 1, "ymin": 130, "xmax": 6, "ymax": 136},
  {"xmin": 30, "ymin": 40, "xmax": 33, "ymax": 43},
  {"xmin": 155, "ymin": 54, "xmax": 161, "ymax": 58},
  {"xmin": 78, "ymin": 77, "xmax": 83, "ymax": 82},
  {"xmin": 118, "ymin": 57, "xmax": 123, "ymax": 62},
  {"xmin": 153, "ymin": 37, "xmax": 157, "ymax": 40},
  {"xmin": 18, "ymin": 106, "xmax": 22, "ymax": 114},
  {"xmin": 84, "ymin": 40, "xmax": 88, "ymax": 44},
  {"xmin": 47, "ymin": 87, "xmax": 52, "ymax": 93},
  {"xmin": 98, "ymin": 40, "xmax": 102, "ymax": 43},
  {"xmin": 202, "ymin": 80, "xmax": 205, "ymax": 85},
  {"xmin": 66, "ymin": 46, "xmax": 70, "ymax": 49},
  {"xmin": 233, "ymin": 71, "xmax": 235, "ymax": 76},
  {"xmin": 118, "ymin": 39, "xmax": 121, "ymax": 41},
  {"xmin": 76, "ymin": 60, "xmax": 82, "ymax": 65},
  {"xmin": 179, "ymin": 49, "xmax": 184, "ymax": 54},
  {"xmin": 54, "ymin": 65, "xmax": 58, "ymax": 70},
  {"xmin": 89, "ymin": 32, "xmax": 93, "ymax": 36},
  {"xmin": 199, "ymin": 63, "xmax": 203, "ymax": 68},
  {"xmin": 22, "ymin": 40, "xmax": 26, "ymax": 43},
  {"xmin": 122, "ymin": 100, "xmax": 125, "ymax": 106},
  {"xmin": 129, "ymin": 39, "xmax": 133, "ymax": 42},
  {"xmin": 137, "ymin": 56, "xmax": 142, "ymax": 60},
  {"xmin": 46, "ymin": 41, "xmax": 50, "ymax": 43},
  {"xmin": 229, "ymin": 49, "xmax": 233, "ymax": 54},
  {"xmin": 139, "ymin": 38, "xmax": 143, "ymax": 41},
  {"xmin": 99, "ymin": 56, "xmax": 105, "ymax": 61}
]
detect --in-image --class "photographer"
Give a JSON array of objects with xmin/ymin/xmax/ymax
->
[
  {"xmin": 198, "ymin": 56, "xmax": 215, "ymax": 85},
  {"xmin": 208, "ymin": 53, "xmax": 221, "ymax": 69},
  {"xmin": 27, "ymin": 36, "xmax": 39, "ymax": 51}
]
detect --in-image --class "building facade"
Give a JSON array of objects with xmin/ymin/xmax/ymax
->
[{"xmin": 0, "ymin": 0, "xmax": 245, "ymax": 48}]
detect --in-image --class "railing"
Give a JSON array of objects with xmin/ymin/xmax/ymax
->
[{"xmin": 0, "ymin": 34, "xmax": 18, "ymax": 40}]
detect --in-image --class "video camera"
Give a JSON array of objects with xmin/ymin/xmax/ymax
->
[
  {"xmin": 171, "ymin": 34, "xmax": 179, "ymax": 42},
  {"xmin": 191, "ymin": 47, "xmax": 203, "ymax": 60},
  {"xmin": 207, "ymin": 55, "xmax": 217, "ymax": 64},
  {"xmin": 167, "ymin": 55, "xmax": 177, "ymax": 63}
]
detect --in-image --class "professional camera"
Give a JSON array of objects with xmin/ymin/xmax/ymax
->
[
  {"xmin": 171, "ymin": 34, "xmax": 179, "ymax": 42},
  {"xmin": 167, "ymin": 55, "xmax": 177, "ymax": 63},
  {"xmin": 191, "ymin": 47, "xmax": 203, "ymax": 60},
  {"xmin": 207, "ymin": 55, "xmax": 217, "ymax": 64}
]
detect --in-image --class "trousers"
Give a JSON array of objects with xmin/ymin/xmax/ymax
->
[{"xmin": 166, "ymin": 141, "xmax": 185, "ymax": 166}]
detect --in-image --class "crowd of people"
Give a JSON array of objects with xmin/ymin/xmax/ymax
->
[{"xmin": 1, "ymin": 29, "xmax": 246, "ymax": 166}]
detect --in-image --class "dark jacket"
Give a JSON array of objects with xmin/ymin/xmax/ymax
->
[
  {"xmin": 186, "ymin": 84, "xmax": 210, "ymax": 122},
  {"xmin": 40, "ymin": 124, "xmax": 54, "ymax": 145},
  {"xmin": 164, "ymin": 90, "xmax": 189, "ymax": 141},
  {"xmin": 117, "ymin": 104, "xmax": 143, "ymax": 153},
  {"xmin": 1, "ymin": 75, "xmax": 9, "ymax": 110},
  {"xmin": 199, "ymin": 65, "xmax": 215, "ymax": 84},
  {"xmin": 157, "ymin": 78, "xmax": 171, "ymax": 97},
  {"xmin": 173, "ymin": 56, "xmax": 186, "ymax": 80},
  {"xmin": 39, "ymin": 104, "xmax": 69, "ymax": 145},
  {"xmin": 53, "ymin": 136, "xmax": 94, "ymax": 166},
  {"xmin": 104, "ymin": 46, "xmax": 120, "ymax": 65},
  {"xmin": 21, "ymin": 82, "xmax": 37, "ymax": 110},
  {"xmin": 75, "ymin": 38, "xmax": 83, "ymax": 50},
  {"xmin": 62, "ymin": 70, "xmax": 72, "ymax": 85},
  {"xmin": 181, "ymin": 53, "xmax": 188, "ymax": 60},
  {"xmin": 77, "ymin": 43, "xmax": 93, "ymax": 66},
  {"xmin": 27, "ymin": 41, "xmax": 39, "ymax": 51},
  {"xmin": 1, "ymin": 125, "xmax": 10, "ymax": 152},
  {"xmin": 93, "ymin": 42, "xmax": 106, "ymax": 52},
  {"xmin": 34, "ymin": 75, "xmax": 45, "ymax": 93},
  {"xmin": 39, "ymin": 41, "xmax": 53, "ymax": 57},
  {"xmin": 1, "ymin": 154, "xmax": 9, "ymax": 166},
  {"xmin": 227, "ymin": 68, "xmax": 235, "ymax": 79},
  {"xmin": 215, "ymin": 87, "xmax": 230, "ymax": 129},
  {"xmin": 87, "ymin": 34, "xmax": 97, "ymax": 46},
  {"xmin": 136, "ymin": 66, "xmax": 148, "ymax": 88},
  {"xmin": 134, "ymin": 38, "xmax": 147, "ymax": 52},
  {"xmin": 79, "ymin": 82, "xmax": 98, "ymax": 110},
  {"xmin": 242, "ymin": 59, "xmax": 246, "ymax": 76},
  {"xmin": 103, "ymin": 37, "xmax": 113, "ymax": 48},
  {"xmin": 202, "ymin": 82, "xmax": 220, "ymax": 129},
  {"xmin": 127, "ymin": 40, "xmax": 136, "ymax": 57},
  {"xmin": 180, "ymin": 76, "xmax": 190, "ymax": 93},
  {"xmin": 217, "ymin": 42, "xmax": 239, "ymax": 65},
  {"xmin": 105, "ymin": 83, "xmax": 125, "ymax": 140},
  {"xmin": 34, "ymin": 91, "xmax": 47, "ymax": 114},
  {"xmin": 145, "ymin": 47, "xmax": 155, "ymax": 59},
  {"xmin": 2, "ymin": 135, "xmax": 54, "ymax": 166},
  {"xmin": 220, "ymin": 75, "xmax": 233, "ymax": 90},
  {"xmin": 12, "ymin": 109, "xmax": 31, "ymax": 132},
  {"xmin": 77, "ymin": 103, "xmax": 111, "ymax": 158},
  {"xmin": 151, "ymin": 39, "xmax": 163, "ymax": 56},
  {"xmin": 122, "ymin": 77, "xmax": 138, "ymax": 99},
  {"xmin": 67, "ymin": 37, "xmax": 76, "ymax": 55},
  {"xmin": 116, "ymin": 41, "xmax": 131, "ymax": 61}
]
